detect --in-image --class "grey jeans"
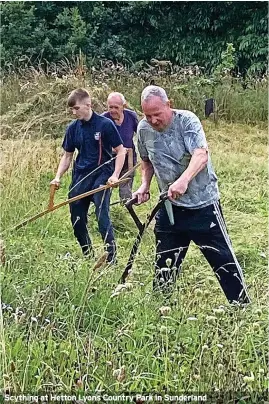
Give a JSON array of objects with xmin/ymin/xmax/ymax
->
[{"xmin": 119, "ymin": 167, "xmax": 135, "ymax": 200}]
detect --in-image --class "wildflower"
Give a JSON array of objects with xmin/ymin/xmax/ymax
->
[
  {"xmin": 187, "ymin": 317, "xmax": 198, "ymax": 321},
  {"xmin": 31, "ymin": 317, "xmax": 38, "ymax": 323},
  {"xmin": 111, "ymin": 282, "xmax": 132, "ymax": 298},
  {"xmin": 159, "ymin": 306, "xmax": 171, "ymax": 316},
  {"xmin": 165, "ymin": 258, "xmax": 172, "ymax": 267},
  {"xmin": 202, "ymin": 344, "xmax": 209, "ymax": 350},
  {"xmin": 213, "ymin": 308, "xmax": 225, "ymax": 317},
  {"xmin": 206, "ymin": 315, "xmax": 217, "ymax": 323},
  {"xmin": 217, "ymin": 363, "xmax": 224, "ymax": 370},
  {"xmin": 113, "ymin": 366, "xmax": 126, "ymax": 382},
  {"xmin": 160, "ymin": 325, "xmax": 168, "ymax": 334},
  {"xmin": 76, "ymin": 379, "xmax": 83, "ymax": 388},
  {"xmin": 216, "ymin": 344, "xmax": 223, "ymax": 349},
  {"xmin": 243, "ymin": 372, "xmax": 255, "ymax": 383},
  {"xmin": 160, "ymin": 267, "xmax": 170, "ymax": 273}
]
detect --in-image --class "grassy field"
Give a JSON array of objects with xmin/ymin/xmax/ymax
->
[{"xmin": 0, "ymin": 74, "xmax": 268, "ymax": 403}]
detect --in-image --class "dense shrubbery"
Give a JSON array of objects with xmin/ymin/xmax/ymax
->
[{"xmin": 1, "ymin": 1, "xmax": 268, "ymax": 74}]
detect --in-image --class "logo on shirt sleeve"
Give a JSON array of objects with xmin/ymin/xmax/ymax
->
[{"xmin": 94, "ymin": 132, "xmax": 101, "ymax": 140}]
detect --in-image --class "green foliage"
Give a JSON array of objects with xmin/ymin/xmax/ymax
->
[
  {"xmin": 1, "ymin": 1, "xmax": 268, "ymax": 74},
  {"xmin": 0, "ymin": 2, "xmax": 37, "ymax": 64},
  {"xmin": 54, "ymin": 7, "xmax": 88, "ymax": 58},
  {"xmin": 213, "ymin": 43, "xmax": 236, "ymax": 78}
]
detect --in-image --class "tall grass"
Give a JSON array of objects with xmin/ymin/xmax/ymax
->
[
  {"xmin": 0, "ymin": 71, "xmax": 268, "ymax": 402},
  {"xmin": 1, "ymin": 63, "xmax": 268, "ymax": 141}
]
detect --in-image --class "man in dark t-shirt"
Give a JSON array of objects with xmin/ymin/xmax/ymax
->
[
  {"xmin": 102, "ymin": 92, "xmax": 138, "ymax": 201},
  {"xmin": 50, "ymin": 89, "xmax": 125, "ymax": 263}
]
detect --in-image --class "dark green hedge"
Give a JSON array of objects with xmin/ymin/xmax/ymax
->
[{"xmin": 1, "ymin": 1, "xmax": 267, "ymax": 74}]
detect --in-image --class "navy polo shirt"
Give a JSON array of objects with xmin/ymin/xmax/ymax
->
[{"xmin": 62, "ymin": 112, "xmax": 123, "ymax": 175}]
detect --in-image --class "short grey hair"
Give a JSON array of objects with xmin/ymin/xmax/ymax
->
[
  {"xmin": 107, "ymin": 92, "xmax": 126, "ymax": 104},
  {"xmin": 141, "ymin": 85, "xmax": 169, "ymax": 103}
]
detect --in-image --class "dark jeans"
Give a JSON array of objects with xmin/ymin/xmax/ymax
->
[
  {"xmin": 154, "ymin": 201, "xmax": 250, "ymax": 304},
  {"xmin": 69, "ymin": 170, "xmax": 116, "ymax": 261}
]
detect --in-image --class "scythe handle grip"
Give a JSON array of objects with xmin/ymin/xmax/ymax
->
[
  {"xmin": 125, "ymin": 196, "xmax": 138, "ymax": 209},
  {"xmin": 124, "ymin": 196, "xmax": 143, "ymax": 232},
  {"xmin": 48, "ymin": 184, "xmax": 57, "ymax": 210}
]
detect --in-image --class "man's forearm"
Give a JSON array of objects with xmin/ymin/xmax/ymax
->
[
  {"xmin": 141, "ymin": 160, "xmax": 154, "ymax": 188},
  {"xmin": 179, "ymin": 149, "xmax": 208, "ymax": 184},
  {"xmin": 55, "ymin": 154, "xmax": 73, "ymax": 180}
]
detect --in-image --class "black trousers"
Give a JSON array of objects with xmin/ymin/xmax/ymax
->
[{"xmin": 154, "ymin": 201, "xmax": 250, "ymax": 304}]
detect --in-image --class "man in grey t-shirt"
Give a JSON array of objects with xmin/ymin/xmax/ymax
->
[{"xmin": 133, "ymin": 85, "xmax": 250, "ymax": 304}]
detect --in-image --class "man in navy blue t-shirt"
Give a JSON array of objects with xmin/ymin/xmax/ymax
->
[
  {"xmin": 51, "ymin": 88, "xmax": 125, "ymax": 263},
  {"xmin": 102, "ymin": 92, "xmax": 138, "ymax": 201}
]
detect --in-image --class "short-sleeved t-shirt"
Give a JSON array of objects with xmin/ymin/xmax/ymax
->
[
  {"xmin": 62, "ymin": 112, "xmax": 123, "ymax": 175},
  {"xmin": 102, "ymin": 109, "xmax": 138, "ymax": 150},
  {"xmin": 137, "ymin": 109, "xmax": 220, "ymax": 209}
]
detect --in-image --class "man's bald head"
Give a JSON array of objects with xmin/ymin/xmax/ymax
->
[
  {"xmin": 107, "ymin": 92, "xmax": 126, "ymax": 105},
  {"xmin": 107, "ymin": 92, "xmax": 126, "ymax": 122}
]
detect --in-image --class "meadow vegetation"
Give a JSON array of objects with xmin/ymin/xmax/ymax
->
[{"xmin": 0, "ymin": 66, "xmax": 268, "ymax": 402}]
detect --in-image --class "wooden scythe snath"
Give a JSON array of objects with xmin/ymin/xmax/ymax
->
[{"xmin": 10, "ymin": 162, "xmax": 141, "ymax": 232}]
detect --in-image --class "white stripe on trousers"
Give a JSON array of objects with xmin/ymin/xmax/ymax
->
[{"xmin": 213, "ymin": 202, "xmax": 251, "ymax": 303}]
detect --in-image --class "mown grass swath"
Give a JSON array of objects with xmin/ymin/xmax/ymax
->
[{"xmin": 0, "ymin": 64, "xmax": 268, "ymax": 401}]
